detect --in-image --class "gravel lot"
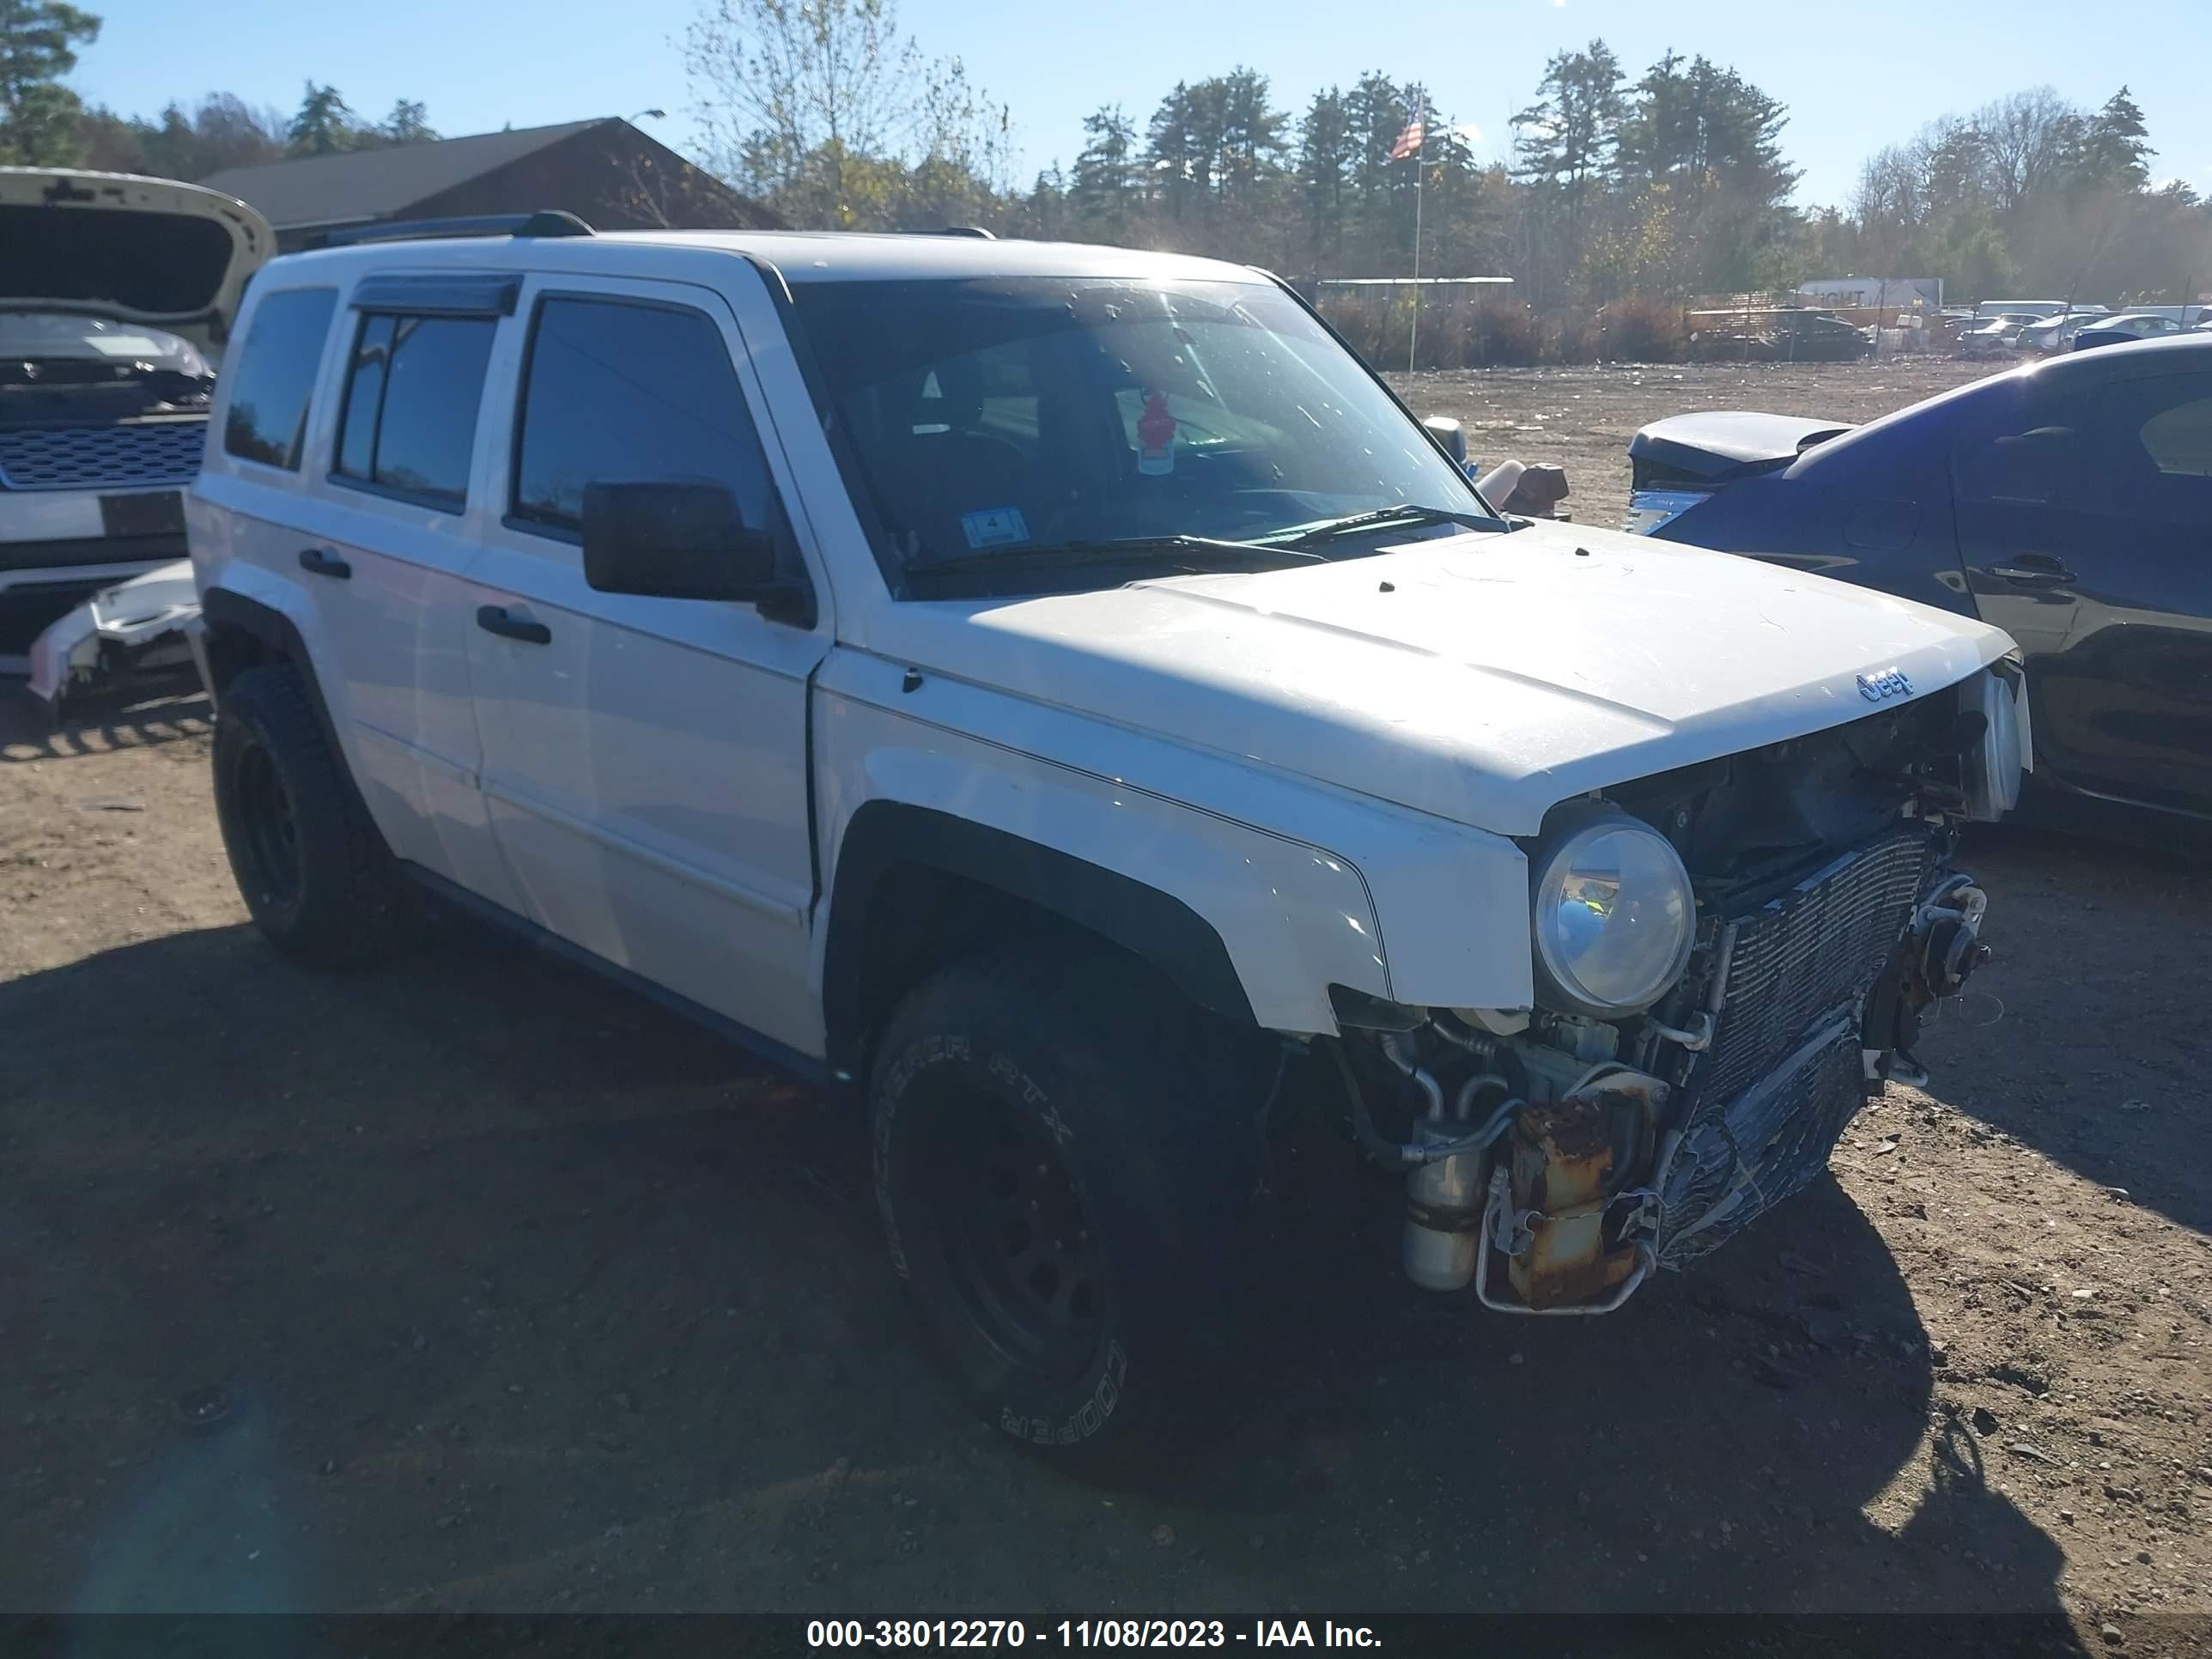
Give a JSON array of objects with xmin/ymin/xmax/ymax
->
[
  {"xmin": 3, "ymin": 362, "xmax": 2207, "ymax": 1648},
  {"xmin": 1384, "ymin": 356, "xmax": 2000, "ymax": 531}
]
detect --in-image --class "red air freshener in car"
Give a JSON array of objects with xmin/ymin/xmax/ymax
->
[{"xmin": 1136, "ymin": 392, "xmax": 1176, "ymax": 476}]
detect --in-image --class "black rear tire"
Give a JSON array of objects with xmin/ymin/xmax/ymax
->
[
  {"xmin": 212, "ymin": 663, "xmax": 408, "ymax": 965},
  {"xmin": 870, "ymin": 945, "xmax": 1268, "ymax": 1466}
]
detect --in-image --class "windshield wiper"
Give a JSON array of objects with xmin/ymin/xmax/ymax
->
[
  {"xmin": 905, "ymin": 535, "xmax": 1324, "ymax": 590},
  {"xmin": 1267, "ymin": 504, "xmax": 1500, "ymax": 548}
]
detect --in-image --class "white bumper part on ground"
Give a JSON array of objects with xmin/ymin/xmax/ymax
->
[{"xmin": 25, "ymin": 560, "xmax": 201, "ymax": 716}]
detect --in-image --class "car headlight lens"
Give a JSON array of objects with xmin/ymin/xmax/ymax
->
[{"xmin": 1529, "ymin": 810, "xmax": 1696, "ymax": 1017}]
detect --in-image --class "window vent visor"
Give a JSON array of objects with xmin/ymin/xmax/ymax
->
[{"xmin": 351, "ymin": 274, "xmax": 519, "ymax": 319}]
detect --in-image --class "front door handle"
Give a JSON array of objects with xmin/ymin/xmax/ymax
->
[
  {"xmin": 298, "ymin": 547, "xmax": 351, "ymax": 580},
  {"xmin": 476, "ymin": 605, "xmax": 552, "ymax": 646},
  {"xmin": 1987, "ymin": 557, "xmax": 2076, "ymax": 586}
]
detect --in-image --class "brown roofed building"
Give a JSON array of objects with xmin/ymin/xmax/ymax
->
[{"xmin": 200, "ymin": 118, "xmax": 778, "ymax": 251}]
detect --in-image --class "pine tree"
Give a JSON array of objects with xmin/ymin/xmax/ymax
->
[
  {"xmin": 2074, "ymin": 87, "xmax": 2151, "ymax": 191},
  {"xmin": 288, "ymin": 82, "xmax": 358, "ymax": 157},
  {"xmin": 0, "ymin": 0, "xmax": 100, "ymax": 165}
]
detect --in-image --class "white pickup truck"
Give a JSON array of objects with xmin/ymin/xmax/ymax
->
[{"xmin": 185, "ymin": 222, "xmax": 2026, "ymax": 1459}]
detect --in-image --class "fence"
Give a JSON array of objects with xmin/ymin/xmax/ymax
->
[{"xmin": 1318, "ymin": 291, "xmax": 1691, "ymax": 368}]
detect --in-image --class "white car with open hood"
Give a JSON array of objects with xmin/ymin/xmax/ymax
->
[
  {"xmin": 0, "ymin": 167, "xmax": 270, "ymax": 671},
  {"xmin": 186, "ymin": 224, "xmax": 2026, "ymax": 1459}
]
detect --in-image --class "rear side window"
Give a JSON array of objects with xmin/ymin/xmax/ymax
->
[
  {"xmin": 510, "ymin": 297, "xmax": 776, "ymax": 537},
  {"xmin": 333, "ymin": 313, "xmax": 497, "ymax": 507},
  {"xmin": 222, "ymin": 288, "xmax": 337, "ymax": 470}
]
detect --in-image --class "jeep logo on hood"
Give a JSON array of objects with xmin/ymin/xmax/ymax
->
[{"xmin": 1857, "ymin": 668, "xmax": 1912, "ymax": 702}]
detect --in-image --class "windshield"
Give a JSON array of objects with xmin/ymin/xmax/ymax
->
[{"xmin": 788, "ymin": 276, "xmax": 1489, "ymax": 594}]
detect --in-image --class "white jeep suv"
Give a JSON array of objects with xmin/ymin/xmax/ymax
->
[
  {"xmin": 0, "ymin": 167, "xmax": 269, "ymax": 669},
  {"xmin": 187, "ymin": 222, "xmax": 2026, "ymax": 1456}
]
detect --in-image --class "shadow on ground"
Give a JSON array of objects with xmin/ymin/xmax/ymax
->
[
  {"xmin": 2, "ymin": 912, "xmax": 2077, "ymax": 1634},
  {"xmin": 1917, "ymin": 826, "xmax": 2212, "ymax": 1235},
  {"xmin": 0, "ymin": 681, "xmax": 212, "ymax": 764}
]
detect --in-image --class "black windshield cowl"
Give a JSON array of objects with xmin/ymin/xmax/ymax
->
[
  {"xmin": 903, "ymin": 536, "xmax": 1324, "ymax": 598},
  {"xmin": 1269, "ymin": 504, "xmax": 1504, "ymax": 548}
]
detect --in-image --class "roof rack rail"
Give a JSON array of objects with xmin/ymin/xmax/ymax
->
[
  {"xmin": 940, "ymin": 225, "xmax": 995, "ymax": 239},
  {"xmin": 319, "ymin": 210, "xmax": 595, "ymax": 248}
]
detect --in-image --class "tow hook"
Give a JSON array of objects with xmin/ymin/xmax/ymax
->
[
  {"xmin": 1914, "ymin": 876, "xmax": 1991, "ymax": 999},
  {"xmin": 1870, "ymin": 876, "xmax": 1990, "ymax": 1085}
]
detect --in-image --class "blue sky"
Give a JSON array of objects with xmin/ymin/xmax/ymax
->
[{"xmin": 66, "ymin": 0, "xmax": 2212, "ymax": 211}]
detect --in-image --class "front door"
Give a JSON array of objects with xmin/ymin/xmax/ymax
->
[
  {"xmin": 1956, "ymin": 366, "xmax": 2212, "ymax": 816},
  {"xmin": 462, "ymin": 277, "xmax": 829, "ymax": 1057}
]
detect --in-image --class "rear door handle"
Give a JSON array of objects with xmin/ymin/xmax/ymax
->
[
  {"xmin": 1987, "ymin": 557, "xmax": 2076, "ymax": 586},
  {"xmin": 476, "ymin": 605, "xmax": 552, "ymax": 646},
  {"xmin": 298, "ymin": 547, "xmax": 351, "ymax": 580}
]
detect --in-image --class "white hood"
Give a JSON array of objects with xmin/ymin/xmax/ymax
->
[
  {"xmin": 878, "ymin": 521, "xmax": 2014, "ymax": 836},
  {"xmin": 0, "ymin": 168, "xmax": 273, "ymax": 362}
]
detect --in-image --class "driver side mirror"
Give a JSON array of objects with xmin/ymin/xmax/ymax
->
[
  {"xmin": 580, "ymin": 482, "xmax": 814, "ymax": 627},
  {"xmin": 1422, "ymin": 415, "xmax": 1469, "ymax": 468}
]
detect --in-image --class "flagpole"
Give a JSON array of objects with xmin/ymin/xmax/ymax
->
[{"xmin": 1408, "ymin": 114, "xmax": 1424, "ymax": 374}]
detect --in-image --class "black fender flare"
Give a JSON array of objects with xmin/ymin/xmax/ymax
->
[
  {"xmin": 198, "ymin": 586, "xmax": 349, "ymax": 772},
  {"xmin": 822, "ymin": 801, "xmax": 1256, "ymax": 1069}
]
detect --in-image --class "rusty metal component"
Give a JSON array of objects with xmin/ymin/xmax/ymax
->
[
  {"xmin": 1507, "ymin": 1095, "xmax": 1631, "ymax": 1309},
  {"xmin": 1499, "ymin": 1075, "xmax": 1665, "ymax": 1310},
  {"xmin": 1474, "ymin": 1167, "xmax": 1654, "ymax": 1317}
]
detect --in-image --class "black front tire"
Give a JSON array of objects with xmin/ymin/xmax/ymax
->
[
  {"xmin": 871, "ymin": 946, "xmax": 1267, "ymax": 1464},
  {"xmin": 212, "ymin": 663, "xmax": 408, "ymax": 965}
]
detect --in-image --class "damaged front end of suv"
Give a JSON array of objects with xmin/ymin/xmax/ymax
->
[{"xmin": 1334, "ymin": 659, "xmax": 2024, "ymax": 1316}]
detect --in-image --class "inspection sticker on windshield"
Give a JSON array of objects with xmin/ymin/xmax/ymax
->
[{"xmin": 960, "ymin": 507, "xmax": 1030, "ymax": 550}]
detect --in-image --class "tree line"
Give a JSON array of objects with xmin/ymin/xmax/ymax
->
[
  {"xmin": 5, "ymin": 0, "xmax": 2205, "ymax": 312},
  {"xmin": 0, "ymin": 0, "xmax": 434, "ymax": 177},
  {"xmin": 1814, "ymin": 87, "xmax": 2206, "ymax": 309},
  {"xmin": 678, "ymin": 0, "xmax": 2207, "ymax": 309}
]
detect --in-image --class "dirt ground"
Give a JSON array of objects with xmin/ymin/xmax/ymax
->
[
  {"xmin": 3, "ymin": 364, "xmax": 2208, "ymax": 1646},
  {"xmin": 1384, "ymin": 356, "xmax": 2001, "ymax": 532}
]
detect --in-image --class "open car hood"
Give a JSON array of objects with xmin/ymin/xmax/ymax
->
[
  {"xmin": 1627, "ymin": 410, "xmax": 1855, "ymax": 483},
  {"xmin": 0, "ymin": 168, "xmax": 273, "ymax": 362}
]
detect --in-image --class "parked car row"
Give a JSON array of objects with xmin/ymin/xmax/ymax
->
[{"xmin": 1955, "ymin": 304, "xmax": 2203, "ymax": 360}]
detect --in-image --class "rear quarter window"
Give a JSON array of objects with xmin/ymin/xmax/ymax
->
[{"xmin": 222, "ymin": 288, "xmax": 338, "ymax": 471}]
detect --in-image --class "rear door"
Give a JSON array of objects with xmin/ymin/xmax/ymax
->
[
  {"xmin": 274, "ymin": 271, "xmax": 520, "ymax": 906},
  {"xmin": 1957, "ymin": 367, "xmax": 2212, "ymax": 814},
  {"xmin": 462, "ymin": 276, "xmax": 829, "ymax": 1056}
]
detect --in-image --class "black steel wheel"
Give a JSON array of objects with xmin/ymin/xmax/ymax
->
[
  {"xmin": 923, "ymin": 1089, "xmax": 1106, "ymax": 1389},
  {"xmin": 211, "ymin": 663, "xmax": 408, "ymax": 964},
  {"xmin": 870, "ymin": 946, "xmax": 1271, "ymax": 1463},
  {"xmin": 224, "ymin": 737, "xmax": 301, "ymax": 915}
]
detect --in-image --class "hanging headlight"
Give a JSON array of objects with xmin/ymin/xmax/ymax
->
[{"xmin": 1528, "ymin": 805, "xmax": 1696, "ymax": 1018}]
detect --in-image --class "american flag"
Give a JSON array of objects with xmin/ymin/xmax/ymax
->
[{"xmin": 1389, "ymin": 100, "xmax": 1427, "ymax": 161}]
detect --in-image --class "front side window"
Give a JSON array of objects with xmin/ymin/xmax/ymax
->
[
  {"xmin": 332, "ymin": 312, "xmax": 496, "ymax": 507},
  {"xmin": 788, "ymin": 276, "xmax": 1486, "ymax": 593},
  {"xmin": 510, "ymin": 296, "xmax": 777, "ymax": 537},
  {"xmin": 222, "ymin": 287, "xmax": 337, "ymax": 470}
]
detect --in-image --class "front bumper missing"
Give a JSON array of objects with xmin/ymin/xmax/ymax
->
[{"xmin": 1473, "ymin": 848, "xmax": 1986, "ymax": 1315}]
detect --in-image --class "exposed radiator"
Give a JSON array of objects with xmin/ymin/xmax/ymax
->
[
  {"xmin": 1655, "ymin": 829, "xmax": 1937, "ymax": 1265},
  {"xmin": 1698, "ymin": 829, "xmax": 1935, "ymax": 1105}
]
